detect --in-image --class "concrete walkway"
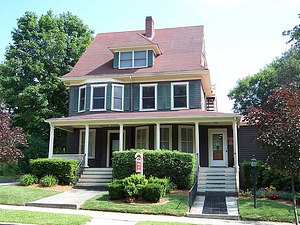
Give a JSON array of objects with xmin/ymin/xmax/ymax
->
[{"xmin": 26, "ymin": 189, "xmax": 104, "ymax": 209}]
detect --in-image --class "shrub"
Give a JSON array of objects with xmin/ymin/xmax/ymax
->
[
  {"xmin": 19, "ymin": 174, "xmax": 38, "ymax": 186},
  {"xmin": 112, "ymin": 149, "xmax": 195, "ymax": 189},
  {"xmin": 144, "ymin": 183, "xmax": 164, "ymax": 203},
  {"xmin": 123, "ymin": 174, "xmax": 148, "ymax": 198},
  {"xmin": 108, "ymin": 179, "xmax": 124, "ymax": 200},
  {"xmin": 30, "ymin": 158, "xmax": 79, "ymax": 184},
  {"xmin": 148, "ymin": 176, "xmax": 168, "ymax": 197},
  {"xmin": 40, "ymin": 175, "xmax": 58, "ymax": 187}
]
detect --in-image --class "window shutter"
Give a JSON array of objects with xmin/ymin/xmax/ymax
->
[
  {"xmin": 73, "ymin": 88, "xmax": 79, "ymax": 112},
  {"xmin": 106, "ymin": 84, "xmax": 112, "ymax": 110},
  {"xmin": 124, "ymin": 86, "xmax": 130, "ymax": 111},
  {"xmin": 189, "ymin": 83, "xmax": 195, "ymax": 109},
  {"xmin": 148, "ymin": 50, "xmax": 154, "ymax": 67},
  {"xmin": 113, "ymin": 52, "xmax": 119, "ymax": 69},
  {"xmin": 85, "ymin": 86, "xmax": 91, "ymax": 111},
  {"xmin": 157, "ymin": 85, "xmax": 163, "ymax": 110},
  {"xmin": 165, "ymin": 84, "xmax": 171, "ymax": 110},
  {"xmin": 134, "ymin": 86, "xmax": 140, "ymax": 111}
]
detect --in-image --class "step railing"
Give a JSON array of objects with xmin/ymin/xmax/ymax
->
[
  {"xmin": 73, "ymin": 154, "xmax": 86, "ymax": 184},
  {"xmin": 188, "ymin": 173, "xmax": 198, "ymax": 212}
]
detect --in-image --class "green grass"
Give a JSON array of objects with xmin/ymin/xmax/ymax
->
[
  {"xmin": 0, "ymin": 186, "xmax": 60, "ymax": 205},
  {"xmin": 136, "ymin": 222, "xmax": 203, "ymax": 225},
  {"xmin": 81, "ymin": 192, "xmax": 189, "ymax": 216},
  {"xmin": 239, "ymin": 197, "xmax": 300, "ymax": 222},
  {"xmin": 0, "ymin": 208, "xmax": 92, "ymax": 225}
]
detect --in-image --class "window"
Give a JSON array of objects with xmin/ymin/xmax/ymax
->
[
  {"xmin": 154, "ymin": 125, "xmax": 172, "ymax": 150},
  {"xmin": 79, "ymin": 86, "xmax": 86, "ymax": 112},
  {"xmin": 91, "ymin": 85, "xmax": 106, "ymax": 111},
  {"xmin": 140, "ymin": 84, "xmax": 157, "ymax": 110},
  {"xmin": 79, "ymin": 129, "xmax": 96, "ymax": 159},
  {"xmin": 178, "ymin": 126, "xmax": 194, "ymax": 153},
  {"xmin": 171, "ymin": 82, "xmax": 189, "ymax": 110},
  {"xmin": 112, "ymin": 84, "xmax": 124, "ymax": 111},
  {"xmin": 135, "ymin": 126, "xmax": 149, "ymax": 149},
  {"xmin": 120, "ymin": 50, "xmax": 147, "ymax": 69}
]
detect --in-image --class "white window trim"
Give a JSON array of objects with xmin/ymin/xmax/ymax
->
[
  {"xmin": 111, "ymin": 84, "xmax": 124, "ymax": 111},
  {"xmin": 139, "ymin": 83, "xmax": 157, "ymax": 111},
  {"xmin": 78, "ymin": 85, "xmax": 86, "ymax": 113},
  {"xmin": 171, "ymin": 82, "xmax": 189, "ymax": 110},
  {"xmin": 90, "ymin": 84, "xmax": 107, "ymax": 111},
  {"xmin": 178, "ymin": 125, "xmax": 195, "ymax": 153},
  {"xmin": 79, "ymin": 129, "xmax": 96, "ymax": 159},
  {"xmin": 154, "ymin": 125, "xmax": 172, "ymax": 150},
  {"xmin": 119, "ymin": 50, "xmax": 148, "ymax": 69},
  {"xmin": 135, "ymin": 126, "xmax": 149, "ymax": 149}
]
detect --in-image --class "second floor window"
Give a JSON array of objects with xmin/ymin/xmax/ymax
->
[
  {"xmin": 91, "ymin": 85, "xmax": 106, "ymax": 110},
  {"xmin": 112, "ymin": 84, "xmax": 124, "ymax": 111},
  {"xmin": 140, "ymin": 84, "xmax": 157, "ymax": 110},
  {"xmin": 171, "ymin": 82, "xmax": 189, "ymax": 110},
  {"xmin": 79, "ymin": 87, "xmax": 86, "ymax": 112},
  {"xmin": 120, "ymin": 50, "xmax": 147, "ymax": 69}
]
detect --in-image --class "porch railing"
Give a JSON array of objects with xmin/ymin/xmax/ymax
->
[{"xmin": 73, "ymin": 154, "xmax": 86, "ymax": 184}]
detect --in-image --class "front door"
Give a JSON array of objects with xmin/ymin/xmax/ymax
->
[
  {"xmin": 209, "ymin": 129, "xmax": 227, "ymax": 167},
  {"xmin": 107, "ymin": 130, "xmax": 126, "ymax": 167}
]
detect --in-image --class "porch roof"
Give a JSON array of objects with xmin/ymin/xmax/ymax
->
[{"xmin": 45, "ymin": 109, "xmax": 242, "ymax": 132}]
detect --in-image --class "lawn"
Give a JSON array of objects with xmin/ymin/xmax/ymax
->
[
  {"xmin": 0, "ymin": 208, "xmax": 92, "ymax": 225},
  {"xmin": 238, "ymin": 197, "xmax": 300, "ymax": 223},
  {"xmin": 81, "ymin": 192, "xmax": 189, "ymax": 216},
  {"xmin": 0, "ymin": 186, "xmax": 60, "ymax": 205}
]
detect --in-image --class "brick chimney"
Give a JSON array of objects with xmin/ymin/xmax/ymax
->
[{"xmin": 145, "ymin": 16, "xmax": 154, "ymax": 38}]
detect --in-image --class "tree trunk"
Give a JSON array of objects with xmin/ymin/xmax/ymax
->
[{"xmin": 292, "ymin": 175, "xmax": 299, "ymax": 225}]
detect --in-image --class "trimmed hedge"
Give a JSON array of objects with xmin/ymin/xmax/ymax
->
[
  {"xmin": 112, "ymin": 149, "xmax": 195, "ymax": 189},
  {"xmin": 30, "ymin": 158, "xmax": 79, "ymax": 185}
]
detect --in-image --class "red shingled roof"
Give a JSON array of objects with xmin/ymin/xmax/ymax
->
[
  {"xmin": 62, "ymin": 26, "xmax": 206, "ymax": 78},
  {"xmin": 49, "ymin": 109, "xmax": 239, "ymax": 121}
]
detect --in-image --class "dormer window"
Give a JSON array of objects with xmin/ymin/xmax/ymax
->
[{"xmin": 120, "ymin": 50, "xmax": 147, "ymax": 69}]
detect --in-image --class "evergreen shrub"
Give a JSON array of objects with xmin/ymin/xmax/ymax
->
[{"xmin": 108, "ymin": 179, "xmax": 124, "ymax": 200}]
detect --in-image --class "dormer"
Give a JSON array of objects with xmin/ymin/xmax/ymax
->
[{"xmin": 108, "ymin": 16, "xmax": 161, "ymax": 69}]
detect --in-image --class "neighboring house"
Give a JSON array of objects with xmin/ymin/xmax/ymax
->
[{"xmin": 46, "ymin": 17, "xmax": 267, "ymax": 193}]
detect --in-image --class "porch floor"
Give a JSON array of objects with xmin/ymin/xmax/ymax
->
[{"xmin": 186, "ymin": 196, "xmax": 239, "ymax": 219}]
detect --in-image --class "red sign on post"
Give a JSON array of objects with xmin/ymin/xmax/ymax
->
[{"xmin": 135, "ymin": 152, "xmax": 143, "ymax": 176}]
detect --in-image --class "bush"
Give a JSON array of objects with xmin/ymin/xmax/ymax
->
[
  {"xmin": 40, "ymin": 175, "xmax": 58, "ymax": 187},
  {"xmin": 108, "ymin": 179, "xmax": 124, "ymax": 200},
  {"xmin": 123, "ymin": 174, "xmax": 148, "ymax": 198},
  {"xmin": 19, "ymin": 174, "xmax": 38, "ymax": 186},
  {"xmin": 112, "ymin": 149, "xmax": 195, "ymax": 189},
  {"xmin": 30, "ymin": 158, "xmax": 79, "ymax": 184},
  {"xmin": 144, "ymin": 183, "xmax": 164, "ymax": 203},
  {"xmin": 148, "ymin": 176, "xmax": 168, "ymax": 196}
]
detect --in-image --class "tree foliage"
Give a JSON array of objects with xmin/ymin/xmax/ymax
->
[
  {"xmin": 0, "ymin": 10, "xmax": 93, "ymax": 161},
  {"xmin": 0, "ymin": 107, "xmax": 28, "ymax": 167},
  {"xmin": 229, "ymin": 15, "xmax": 300, "ymax": 114},
  {"xmin": 245, "ymin": 82, "xmax": 300, "ymax": 224}
]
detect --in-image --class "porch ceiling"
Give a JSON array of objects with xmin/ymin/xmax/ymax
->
[{"xmin": 45, "ymin": 109, "xmax": 241, "ymax": 132}]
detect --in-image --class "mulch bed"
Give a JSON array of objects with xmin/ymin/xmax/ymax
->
[{"xmin": 239, "ymin": 196, "xmax": 300, "ymax": 207}]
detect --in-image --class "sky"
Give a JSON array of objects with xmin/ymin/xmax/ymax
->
[{"xmin": 0, "ymin": 0, "xmax": 299, "ymax": 113}]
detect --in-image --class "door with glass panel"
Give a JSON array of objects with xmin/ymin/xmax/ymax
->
[{"xmin": 209, "ymin": 129, "xmax": 227, "ymax": 167}]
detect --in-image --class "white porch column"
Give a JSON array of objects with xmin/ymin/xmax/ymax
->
[
  {"xmin": 233, "ymin": 117, "xmax": 239, "ymax": 192},
  {"xmin": 195, "ymin": 122, "xmax": 200, "ymax": 168},
  {"xmin": 84, "ymin": 124, "xmax": 89, "ymax": 167},
  {"xmin": 156, "ymin": 123, "xmax": 160, "ymax": 150},
  {"xmin": 48, "ymin": 124, "xmax": 55, "ymax": 159},
  {"xmin": 119, "ymin": 124, "xmax": 124, "ymax": 151}
]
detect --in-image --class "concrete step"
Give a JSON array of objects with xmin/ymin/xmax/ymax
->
[
  {"xmin": 77, "ymin": 179, "xmax": 112, "ymax": 183},
  {"xmin": 198, "ymin": 180, "xmax": 235, "ymax": 185},
  {"xmin": 199, "ymin": 167, "xmax": 235, "ymax": 173}
]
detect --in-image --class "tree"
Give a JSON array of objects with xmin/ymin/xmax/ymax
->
[
  {"xmin": 0, "ymin": 10, "xmax": 93, "ymax": 168},
  {"xmin": 245, "ymin": 82, "xmax": 300, "ymax": 224},
  {"xmin": 229, "ymin": 14, "xmax": 300, "ymax": 114},
  {"xmin": 0, "ymin": 107, "xmax": 28, "ymax": 167}
]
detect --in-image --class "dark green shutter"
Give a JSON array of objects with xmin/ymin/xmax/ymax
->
[
  {"xmin": 106, "ymin": 85, "xmax": 112, "ymax": 110},
  {"xmin": 157, "ymin": 85, "xmax": 163, "ymax": 110},
  {"xmin": 148, "ymin": 50, "xmax": 154, "ymax": 67},
  {"xmin": 134, "ymin": 86, "xmax": 140, "ymax": 111},
  {"xmin": 113, "ymin": 52, "xmax": 119, "ymax": 69},
  {"xmin": 124, "ymin": 86, "xmax": 130, "ymax": 111},
  {"xmin": 189, "ymin": 83, "xmax": 195, "ymax": 109},
  {"xmin": 165, "ymin": 84, "xmax": 171, "ymax": 110},
  {"xmin": 85, "ymin": 85, "xmax": 91, "ymax": 111},
  {"xmin": 73, "ymin": 88, "xmax": 79, "ymax": 112}
]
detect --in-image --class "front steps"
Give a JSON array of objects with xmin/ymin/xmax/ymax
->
[
  {"xmin": 197, "ymin": 167, "xmax": 237, "ymax": 196},
  {"xmin": 74, "ymin": 167, "xmax": 112, "ymax": 190}
]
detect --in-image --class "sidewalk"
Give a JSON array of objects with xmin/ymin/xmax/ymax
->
[{"xmin": 0, "ymin": 204, "xmax": 293, "ymax": 225}]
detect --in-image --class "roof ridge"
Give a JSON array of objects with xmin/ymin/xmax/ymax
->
[{"xmin": 135, "ymin": 32, "xmax": 157, "ymax": 45}]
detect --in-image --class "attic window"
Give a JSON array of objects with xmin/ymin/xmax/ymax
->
[{"xmin": 120, "ymin": 50, "xmax": 147, "ymax": 69}]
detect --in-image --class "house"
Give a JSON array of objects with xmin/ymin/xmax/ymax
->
[{"xmin": 45, "ymin": 17, "xmax": 267, "ymax": 193}]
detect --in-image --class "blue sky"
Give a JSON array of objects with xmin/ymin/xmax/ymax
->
[{"xmin": 1, "ymin": 0, "xmax": 299, "ymax": 112}]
